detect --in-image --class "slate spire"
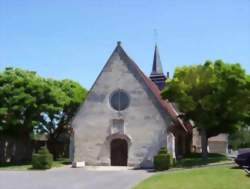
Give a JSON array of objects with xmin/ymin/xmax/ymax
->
[
  {"xmin": 151, "ymin": 44, "xmax": 163, "ymax": 74},
  {"xmin": 149, "ymin": 44, "xmax": 167, "ymax": 90}
]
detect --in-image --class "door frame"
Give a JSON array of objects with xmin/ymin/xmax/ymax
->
[
  {"xmin": 106, "ymin": 133, "xmax": 132, "ymax": 166},
  {"xmin": 110, "ymin": 138, "xmax": 128, "ymax": 166}
]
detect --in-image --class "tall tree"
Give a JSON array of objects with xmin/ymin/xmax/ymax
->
[
  {"xmin": 0, "ymin": 67, "xmax": 87, "ymax": 160},
  {"xmin": 35, "ymin": 79, "xmax": 87, "ymax": 158},
  {"xmin": 162, "ymin": 60, "xmax": 250, "ymax": 159},
  {"xmin": 0, "ymin": 68, "xmax": 60, "ymax": 138}
]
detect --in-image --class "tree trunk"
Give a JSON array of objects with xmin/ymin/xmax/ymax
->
[
  {"xmin": 48, "ymin": 137, "xmax": 58, "ymax": 160},
  {"xmin": 201, "ymin": 128, "xmax": 208, "ymax": 161}
]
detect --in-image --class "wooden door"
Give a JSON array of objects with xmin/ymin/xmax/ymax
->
[{"xmin": 111, "ymin": 139, "xmax": 128, "ymax": 166}]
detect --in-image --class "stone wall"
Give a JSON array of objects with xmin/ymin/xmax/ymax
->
[
  {"xmin": 192, "ymin": 128, "xmax": 228, "ymax": 154},
  {"xmin": 71, "ymin": 48, "xmax": 173, "ymax": 168}
]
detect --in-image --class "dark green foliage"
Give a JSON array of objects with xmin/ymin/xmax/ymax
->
[
  {"xmin": 153, "ymin": 147, "xmax": 172, "ymax": 171},
  {"xmin": 175, "ymin": 153, "xmax": 228, "ymax": 168},
  {"xmin": 0, "ymin": 67, "xmax": 87, "ymax": 139},
  {"xmin": 162, "ymin": 60, "xmax": 250, "ymax": 158},
  {"xmin": 32, "ymin": 147, "xmax": 53, "ymax": 169},
  {"xmin": 0, "ymin": 67, "xmax": 87, "ymax": 162},
  {"xmin": 158, "ymin": 147, "xmax": 168, "ymax": 154},
  {"xmin": 229, "ymin": 128, "xmax": 250, "ymax": 150},
  {"xmin": 35, "ymin": 79, "xmax": 87, "ymax": 138}
]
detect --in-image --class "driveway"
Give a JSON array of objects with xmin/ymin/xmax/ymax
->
[{"xmin": 0, "ymin": 166, "xmax": 153, "ymax": 189}]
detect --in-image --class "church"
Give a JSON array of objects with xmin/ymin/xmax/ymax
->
[{"xmin": 70, "ymin": 41, "xmax": 194, "ymax": 168}]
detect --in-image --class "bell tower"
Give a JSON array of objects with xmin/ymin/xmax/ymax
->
[{"xmin": 149, "ymin": 44, "xmax": 167, "ymax": 90}]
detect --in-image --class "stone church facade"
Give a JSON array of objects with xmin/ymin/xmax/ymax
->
[{"xmin": 70, "ymin": 42, "xmax": 193, "ymax": 168}]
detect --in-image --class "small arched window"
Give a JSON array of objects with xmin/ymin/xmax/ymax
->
[{"xmin": 110, "ymin": 89, "xmax": 130, "ymax": 111}]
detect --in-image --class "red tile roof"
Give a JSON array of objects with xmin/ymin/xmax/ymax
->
[
  {"xmin": 117, "ymin": 44, "xmax": 192, "ymax": 133},
  {"xmin": 134, "ymin": 61, "xmax": 192, "ymax": 133}
]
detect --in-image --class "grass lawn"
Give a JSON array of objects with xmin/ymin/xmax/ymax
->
[
  {"xmin": 175, "ymin": 153, "xmax": 229, "ymax": 167},
  {"xmin": 0, "ymin": 158, "xmax": 70, "ymax": 170},
  {"xmin": 133, "ymin": 165, "xmax": 250, "ymax": 189}
]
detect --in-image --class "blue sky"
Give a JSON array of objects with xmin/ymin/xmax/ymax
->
[{"xmin": 0, "ymin": 0, "xmax": 249, "ymax": 89}]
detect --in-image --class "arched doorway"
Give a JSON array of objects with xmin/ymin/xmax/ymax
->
[{"xmin": 110, "ymin": 139, "xmax": 128, "ymax": 166}]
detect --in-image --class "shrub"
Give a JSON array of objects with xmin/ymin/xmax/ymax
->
[
  {"xmin": 32, "ymin": 146, "xmax": 53, "ymax": 170},
  {"xmin": 154, "ymin": 147, "xmax": 172, "ymax": 171}
]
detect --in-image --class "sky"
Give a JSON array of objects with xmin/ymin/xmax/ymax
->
[{"xmin": 0, "ymin": 0, "xmax": 249, "ymax": 89}]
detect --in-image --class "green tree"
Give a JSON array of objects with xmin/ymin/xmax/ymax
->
[
  {"xmin": 35, "ymin": 79, "xmax": 87, "ymax": 158},
  {"xmin": 229, "ymin": 127, "xmax": 250, "ymax": 150},
  {"xmin": 0, "ymin": 67, "xmax": 87, "ymax": 160},
  {"xmin": 0, "ymin": 67, "xmax": 63, "ymax": 138},
  {"xmin": 162, "ymin": 60, "xmax": 250, "ymax": 159}
]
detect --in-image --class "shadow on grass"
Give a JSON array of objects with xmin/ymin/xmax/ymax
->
[
  {"xmin": 53, "ymin": 158, "xmax": 71, "ymax": 165},
  {"xmin": 175, "ymin": 153, "xmax": 229, "ymax": 168},
  {"xmin": 61, "ymin": 160, "xmax": 71, "ymax": 165},
  {"xmin": 0, "ymin": 162, "xmax": 31, "ymax": 168},
  {"xmin": 230, "ymin": 165, "xmax": 242, "ymax": 169},
  {"xmin": 134, "ymin": 153, "xmax": 230, "ymax": 173},
  {"xmin": 0, "ymin": 158, "xmax": 71, "ymax": 170},
  {"xmin": 229, "ymin": 165, "xmax": 250, "ymax": 178}
]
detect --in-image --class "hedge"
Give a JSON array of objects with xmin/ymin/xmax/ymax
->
[
  {"xmin": 154, "ymin": 147, "xmax": 172, "ymax": 171},
  {"xmin": 32, "ymin": 146, "xmax": 53, "ymax": 170}
]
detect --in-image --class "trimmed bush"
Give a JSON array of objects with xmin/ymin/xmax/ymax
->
[
  {"xmin": 154, "ymin": 147, "xmax": 172, "ymax": 171},
  {"xmin": 32, "ymin": 146, "xmax": 53, "ymax": 170}
]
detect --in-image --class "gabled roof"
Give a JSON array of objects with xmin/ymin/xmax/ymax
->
[{"xmin": 114, "ymin": 42, "xmax": 192, "ymax": 133}]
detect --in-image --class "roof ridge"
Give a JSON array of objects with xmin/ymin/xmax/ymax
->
[{"xmin": 116, "ymin": 44, "xmax": 191, "ymax": 133}]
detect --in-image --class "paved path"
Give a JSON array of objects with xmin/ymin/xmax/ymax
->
[{"xmin": 0, "ymin": 166, "xmax": 153, "ymax": 189}]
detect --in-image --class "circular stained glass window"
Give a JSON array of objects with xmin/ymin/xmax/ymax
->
[{"xmin": 110, "ymin": 89, "xmax": 130, "ymax": 111}]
